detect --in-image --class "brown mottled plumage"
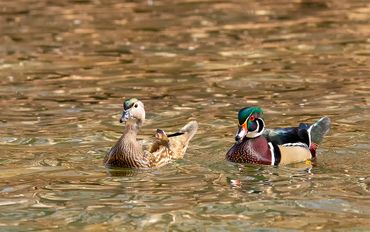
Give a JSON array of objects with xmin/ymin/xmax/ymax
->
[{"xmin": 104, "ymin": 98, "xmax": 198, "ymax": 169}]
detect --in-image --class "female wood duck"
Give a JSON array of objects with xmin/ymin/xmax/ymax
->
[
  {"xmin": 104, "ymin": 98, "xmax": 198, "ymax": 169},
  {"xmin": 226, "ymin": 107, "xmax": 331, "ymax": 165}
]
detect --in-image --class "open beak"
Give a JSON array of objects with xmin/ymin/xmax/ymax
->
[
  {"xmin": 119, "ymin": 110, "xmax": 131, "ymax": 123},
  {"xmin": 235, "ymin": 123, "xmax": 247, "ymax": 142}
]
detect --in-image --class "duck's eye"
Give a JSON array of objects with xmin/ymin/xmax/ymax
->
[
  {"xmin": 134, "ymin": 104, "xmax": 138, "ymax": 108},
  {"xmin": 249, "ymin": 115, "xmax": 255, "ymax": 121}
]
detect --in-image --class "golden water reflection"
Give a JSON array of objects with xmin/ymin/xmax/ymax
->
[{"xmin": 0, "ymin": 0, "xmax": 369, "ymax": 231}]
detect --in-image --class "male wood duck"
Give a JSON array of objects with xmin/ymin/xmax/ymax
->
[
  {"xmin": 226, "ymin": 107, "xmax": 331, "ymax": 165},
  {"xmin": 104, "ymin": 98, "xmax": 198, "ymax": 169}
]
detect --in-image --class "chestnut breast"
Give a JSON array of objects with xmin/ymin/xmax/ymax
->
[{"xmin": 226, "ymin": 136, "xmax": 272, "ymax": 165}]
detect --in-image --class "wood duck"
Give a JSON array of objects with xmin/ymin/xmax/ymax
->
[
  {"xmin": 104, "ymin": 98, "xmax": 198, "ymax": 169},
  {"xmin": 226, "ymin": 107, "xmax": 331, "ymax": 165}
]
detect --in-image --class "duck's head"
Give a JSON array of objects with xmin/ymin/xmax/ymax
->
[
  {"xmin": 120, "ymin": 98, "xmax": 145, "ymax": 125},
  {"xmin": 235, "ymin": 106, "xmax": 265, "ymax": 142}
]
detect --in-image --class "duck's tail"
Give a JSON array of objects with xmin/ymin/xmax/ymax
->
[
  {"xmin": 157, "ymin": 121, "xmax": 197, "ymax": 160},
  {"xmin": 298, "ymin": 117, "xmax": 330, "ymax": 158},
  {"xmin": 176, "ymin": 120, "xmax": 198, "ymax": 144},
  {"xmin": 157, "ymin": 120, "xmax": 198, "ymax": 143},
  {"xmin": 167, "ymin": 121, "xmax": 198, "ymax": 143},
  {"xmin": 305, "ymin": 116, "xmax": 331, "ymax": 158},
  {"xmin": 308, "ymin": 116, "xmax": 331, "ymax": 145}
]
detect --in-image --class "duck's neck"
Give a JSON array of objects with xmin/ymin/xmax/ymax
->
[
  {"xmin": 120, "ymin": 120, "xmax": 143, "ymax": 157},
  {"xmin": 109, "ymin": 119, "xmax": 147, "ymax": 168},
  {"xmin": 122, "ymin": 120, "xmax": 140, "ymax": 139},
  {"xmin": 105, "ymin": 119, "xmax": 149, "ymax": 168}
]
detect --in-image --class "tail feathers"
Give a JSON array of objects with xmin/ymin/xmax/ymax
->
[
  {"xmin": 156, "ymin": 121, "xmax": 198, "ymax": 144},
  {"xmin": 178, "ymin": 120, "xmax": 198, "ymax": 143},
  {"xmin": 309, "ymin": 116, "xmax": 331, "ymax": 145}
]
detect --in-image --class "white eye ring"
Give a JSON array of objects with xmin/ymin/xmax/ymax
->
[{"xmin": 134, "ymin": 104, "xmax": 138, "ymax": 108}]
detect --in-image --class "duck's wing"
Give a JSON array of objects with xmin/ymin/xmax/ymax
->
[
  {"xmin": 144, "ymin": 148, "xmax": 172, "ymax": 168},
  {"xmin": 147, "ymin": 129, "xmax": 170, "ymax": 153},
  {"xmin": 141, "ymin": 129, "xmax": 173, "ymax": 168},
  {"xmin": 263, "ymin": 127, "xmax": 307, "ymax": 145},
  {"xmin": 148, "ymin": 121, "xmax": 198, "ymax": 160},
  {"xmin": 265, "ymin": 117, "xmax": 331, "ymax": 147},
  {"xmin": 168, "ymin": 121, "xmax": 198, "ymax": 159}
]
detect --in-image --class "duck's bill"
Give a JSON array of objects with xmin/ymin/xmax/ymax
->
[
  {"xmin": 119, "ymin": 110, "xmax": 131, "ymax": 123},
  {"xmin": 235, "ymin": 125, "xmax": 247, "ymax": 142}
]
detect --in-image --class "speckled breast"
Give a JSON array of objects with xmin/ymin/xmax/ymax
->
[{"xmin": 226, "ymin": 136, "xmax": 272, "ymax": 165}]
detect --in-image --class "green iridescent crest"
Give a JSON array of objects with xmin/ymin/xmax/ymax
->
[
  {"xmin": 123, "ymin": 98, "xmax": 139, "ymax": 110},
  {"xmin": 238, "ymin": 107, "xmax": 263, "ymax": 125}
]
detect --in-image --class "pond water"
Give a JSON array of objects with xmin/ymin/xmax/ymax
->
[{"xmin": 0, "ymin": 0, "xmax": 369, "ymax": 231}]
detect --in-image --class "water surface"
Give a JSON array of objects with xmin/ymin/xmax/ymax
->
[{"xmin": 0, "ymin": 0, "xmax": 369, "ymax": 231}]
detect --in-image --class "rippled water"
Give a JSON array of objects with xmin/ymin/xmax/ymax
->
[{"xmin": 0, "ymin": 0, "xmax": 369, "ymax": 231}]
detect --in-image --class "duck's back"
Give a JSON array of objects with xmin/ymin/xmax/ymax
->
[
  {"xmin": 263, "ymin": 117, "xmax": 331, "ymax": 147},
  {"xmin": 149, "ymin": 121, "xmax": 198, "ymax": 160},
  {"xmin": 263, "ymin": 127, "xmax": 309, "ymax": 146}
]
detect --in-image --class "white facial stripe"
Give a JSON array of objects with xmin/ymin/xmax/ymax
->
[
  {"xmin": 246, "ymin": 112, "xmax": 253, "ymax": 124},
  {"xmin": 240, "ymin": 111, "xmax": 253, "ymax": 126},
  {"xmin": 245, "ymin": 118, "xmax": 265, "ymax": 138}
]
